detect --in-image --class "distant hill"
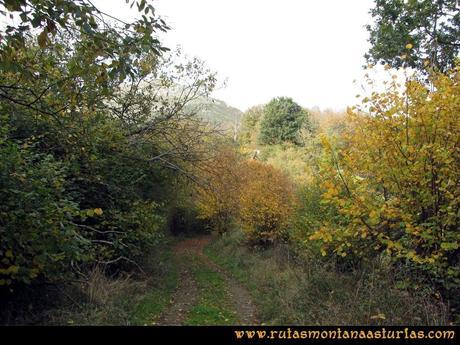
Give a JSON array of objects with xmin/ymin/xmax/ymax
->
[
  {"xmin": 190, "ymin": 97, "xmax": 243, "ymax": 134},
  {"xmin": 125, "ymin": 82, "xmax": 243, "ymax": 134}
]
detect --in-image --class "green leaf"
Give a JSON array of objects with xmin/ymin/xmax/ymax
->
[
  {"xmin": 440, "ymin": 242, "xmax": 459, "ymax": 251},
  {"xmin": 4, "ymin": 0, "xmax": 23, "ymax": 11}
]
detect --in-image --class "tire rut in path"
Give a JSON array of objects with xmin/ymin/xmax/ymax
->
[
  {"xmin": 202, "ymin": 252, "xmax": 257, "ymax": 325},
  {"xmin": 156, "ymin": 238, "xmax": 200, "ymax": 325},
  {"xmin": 156, "ymin": 265, "xmax": 198, "ymax": 325},
  {"xmin": 156, "ymin": 236, "xmax": 257, "ymax": 325}
]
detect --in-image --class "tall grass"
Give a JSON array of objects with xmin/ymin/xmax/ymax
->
[
  {"xmin": 0, "ymin": 240, "xmax": 179, "ymax": 325},
  {"xmin": 205, "ymin": 230, "xmax": 450, "ymax": 325}
]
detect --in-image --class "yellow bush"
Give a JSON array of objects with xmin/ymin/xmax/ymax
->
[
  {"xmin": 195, "ymin": 146, "xmax": 243, "ymax": 233},
  {"xmin": 312, "ymin": 68, "xmax": 460, "ymax": 287},
  {"xmin": 239, "ymin": 160, "xmax": 296, "ymax": 245}
]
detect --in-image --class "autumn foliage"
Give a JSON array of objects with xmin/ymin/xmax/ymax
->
[
  {"xmin": 195, "ymin": 146, "xmax": 243, "ymax": 233},
  {"xmin": 239, "ymin": 160, "xmax": 296, "ymax": 245},
  {"xmin": 196, "ymin": 148, "xmax": 296, "ymax": 244},
  {"xmin": 311, "ymin": 68, "xmax": 460, "ymax": 289}
]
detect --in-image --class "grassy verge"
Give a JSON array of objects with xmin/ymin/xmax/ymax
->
[
  {"xmin": 1, "ymin": 238, "xmax": 180, "ymax": 325},
  {"xmin": 129, "ymin": 249, "xmax": 179, "ymax": 325},
  {"xmin": 205, "ymin": 230, "xmax": 449, "ymax": 325},
  {"xmin": 184, "ymin": 255, "xmax": 237, "ymax": 325}
]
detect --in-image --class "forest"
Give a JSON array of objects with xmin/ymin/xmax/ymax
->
[{"xmin": 0, "ymin": 0, "xmax": 459, "ymax": 327}]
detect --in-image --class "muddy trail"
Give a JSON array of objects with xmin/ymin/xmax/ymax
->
[{"xmin": 157, "ymin": 236, "xmax": 257, "ymax": 325}]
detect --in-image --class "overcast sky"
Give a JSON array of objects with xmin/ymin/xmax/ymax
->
[{"xmin": 94, "ymin": 0, "xmax": 375, "ymax": 111}]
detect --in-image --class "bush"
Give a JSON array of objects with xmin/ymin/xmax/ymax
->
[
  {"xmin": 104, "ymin": 201, "xmax": 165, "ymax": 262},
  {"xmin": 311, "ymin": 68, "xmax": 460, "ymax": 304},
  {"xmin": 0, "ymin": 130, "xmax": 81, "ymax": 285},
  {"xmin": 239, "ymin": 160, "xmax": 296, "ymax": 245}
]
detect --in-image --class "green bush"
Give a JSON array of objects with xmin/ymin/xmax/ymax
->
[{"xmin": 0, "ymin": 129, "xmax": 81, "ymax": 285}]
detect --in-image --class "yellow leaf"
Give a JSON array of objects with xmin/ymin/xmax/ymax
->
[
  {"xmin": 405, "ymin": 43, "xmax": 413, "ymax": 49},
  {"xmin": 7, "ymin": 265, "xmax": 19, "ymax": 274},
  {"xmin": 30, "ymin": 269, "xmax": 39, "ymax": 279},
  {"xmin": 370, "ymin": 313, "xmax": 386, "ymax": 320},
  {"xmin": 94, "ymin": 208, "xmax": 103, "ymax": 216},
  {"xmin": 37, "ymin": 30, "xmax": 48, "ymax": 48}
]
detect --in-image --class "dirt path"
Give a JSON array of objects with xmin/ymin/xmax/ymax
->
[{"xmin": 157, "ymin": 236, "xmax": 257, "ymax": 325}]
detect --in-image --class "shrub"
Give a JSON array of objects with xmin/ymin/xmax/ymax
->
[
  {"xmin": 311, "ymin": 68, "xmax": 460, "ymax": 298},
  {"xmin": 239, "ymin": 160, "xmax": 296, "ymax": 245},
  {"xmin": 0, "ymin": 129, "xmax": 81, "ymax": 285}
]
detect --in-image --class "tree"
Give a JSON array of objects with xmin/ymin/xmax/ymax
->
[
  {"xmin": 194, "ymin": 144, "xmax": 243, "ymax": 234},
  {"xmin": 365, "ymin": 0, "xmax": 460, "ymax": 72},
  {"xmin": 0, "ymin": 0, "xmax": 169, "ymax": 85},
  {"xmin": 259, "ymin": 97, "xmax": 310, "ymax": 145},
  {"xmin": 239, "ymin": 105, "xmax": 264, "ymax": 147},
  {"xmin": 0, "ymin": 1, "xmax": 219, "ymax": 287},
  {"xmin": 311, "ymin": 67, "xmax": 460, "ymax": 294}
]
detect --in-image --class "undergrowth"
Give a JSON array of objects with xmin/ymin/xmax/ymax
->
[
  {"xmin": 0, "ymin": 239, "xmax": 179, "ymax": 325},
  {"xmin": 205, "ymin": 230, "xmax": 450, "ymax": 325}
]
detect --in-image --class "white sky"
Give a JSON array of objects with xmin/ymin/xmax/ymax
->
[{"xmin": 94, "ymin": 0, "xmax": 376, "ymax": 112}]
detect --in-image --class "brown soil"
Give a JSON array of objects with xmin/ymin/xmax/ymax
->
[{"xmin": 156, "ymin": 235, "xmax": 257, "ymax": 325}]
